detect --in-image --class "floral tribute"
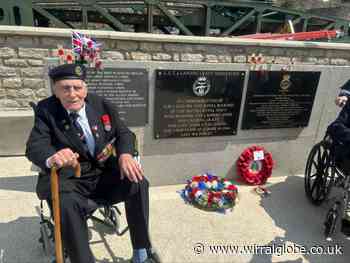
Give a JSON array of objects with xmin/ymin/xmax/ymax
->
[
  {"xmin": 236, "ymin": 145, "xmax": 274, "ymax": 185},
  {"xmin": 72, "ymin": 31, "xmax": 102, "ymax": 69},
  {"xmin": 56, "ymin": 31, "xmax": 103, "ymax": 69},
  {"xmin": 181, "ymin": 173, "xmax": 238, "ymax": 212}
]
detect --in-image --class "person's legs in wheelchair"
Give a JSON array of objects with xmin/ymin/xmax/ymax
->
[
  {"xmin": 93, "ymin": 171, "xmax": 156, "ymax": 263},
  {"xmin": 47, "ymin": 170, "xmax": 157, "ymax": 263},
  {"xmin": 340, "ymin": 177, "xmax": 350, "ymax": 236},
  {"xmin": 342, "ymin": 175, "xmax": 350, "ymax": 230},
  {"xmin": 47, "ymin": 191, "xmax": 96, "ymax": 263},
  {"xmin": 335, "ymin": 148, "xmax": 350, "ymax": 232}
]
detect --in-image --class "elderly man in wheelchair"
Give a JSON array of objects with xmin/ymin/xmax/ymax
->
[
  {"xmin": 305, "ymin": 81, "xmax": 350, "ymax": 240},
  {"xmin": 26, "ymin": 63, "xmax": 160, "ymax": 263},
  {"xmin": 327, "ymin": 104, "xmax": 350, "ymax": 231}
]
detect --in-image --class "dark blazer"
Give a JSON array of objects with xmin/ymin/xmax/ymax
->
[
  {"xmin": 327, "ymin": 102, "xmax": 350, "ymax": 161},
  {"xmin": 26, "ymin": 94, "xmax": 134, "ymax": 200},
  {"xmin": 328, "ymin": 103, "xmax": 350, "ymax": 143}
]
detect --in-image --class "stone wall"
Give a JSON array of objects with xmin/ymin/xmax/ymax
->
[{"xmin": 1, "ymin": 26, "xmax": 350, "ymax": 111}]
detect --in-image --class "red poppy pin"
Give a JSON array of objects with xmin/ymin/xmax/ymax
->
[{"xmin": 101, "ymin": 114, "xmax": 112, "ymax": 132}]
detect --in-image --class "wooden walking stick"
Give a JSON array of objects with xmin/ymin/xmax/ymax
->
[{"xmin": 51, "ymin": 163, "xmax": 81, "ymax": 263}]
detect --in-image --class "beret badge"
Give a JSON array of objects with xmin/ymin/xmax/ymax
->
[{"xmin": 75, "ymin": 66, "xmax": 82, "ymax": 76}]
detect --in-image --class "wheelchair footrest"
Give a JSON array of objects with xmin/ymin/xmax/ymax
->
[{"xmin": 89, "ymin": 205, "xmax": 129, "ymax": 236}]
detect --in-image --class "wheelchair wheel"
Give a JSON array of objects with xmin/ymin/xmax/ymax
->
[
  {"xmin": 324, "ymin": 201, "xmax": 340, "ymax": 240},
  {"xmin": 305, "ymin": 141, "xmax": 334, "ymax": 205}
]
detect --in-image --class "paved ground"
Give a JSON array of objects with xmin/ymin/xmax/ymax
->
[{"xmin": 0, "ymin": 157, "xmax": 349, "ymax": 263}]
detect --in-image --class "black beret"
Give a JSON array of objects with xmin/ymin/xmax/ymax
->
[
  {"xmin": 49, "ymin": 64, "xmax": 86, "ymax": 82},
  {"xmin": 340, "ymin": 79, "xmax": 350, "ymax": 92}
]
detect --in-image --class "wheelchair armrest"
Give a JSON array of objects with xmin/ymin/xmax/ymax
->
[
  {"xmin": 324, "ymin": 131, "xmax": 345, "ymax": 147},
  {"xmin": 29, "ymin": 101, "xmax": 37, "ymax": 112},
  {"xmin": 131, "ymin": 132, "xmax": 141, "ymax": 166},
  {"xmin": 131, "ymin": 132, "xmax": 139, "ymax": 157}
]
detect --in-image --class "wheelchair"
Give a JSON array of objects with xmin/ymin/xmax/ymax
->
[
  {"xmin": 37, "ymin": 190, "xmax": 129, "ymax": 262},
  {"xmin": 304, "ymin": 131, "xmax": 350, "ymax": 240},
  {"xmin": 29, "ymin": 102, "xmax": 140, "ymax": 262}
]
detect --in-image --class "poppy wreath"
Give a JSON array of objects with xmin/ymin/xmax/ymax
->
[
  {"xmin": 182, "ymin": 173, "xmax": 238, "ymax": 212},
  {"xmin": 237, "ymin": 145, "xmax": 274, "ymax": 185}
]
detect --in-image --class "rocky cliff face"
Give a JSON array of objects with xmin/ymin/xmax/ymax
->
[
  {"xmin": 272, "ymin": 0, "xmax": 350, "ymax": 20},
  {"xmin": 309, "ymin": 6, "xmax": 350, "ymax": 20},
  {"xmin": 272, "ymin": 0, "xmax": 343, "ymax": 10}
]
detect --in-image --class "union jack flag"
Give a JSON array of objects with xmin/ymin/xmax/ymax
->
[
  {"xmin": 72, "ymin": 31, "xmax": 84, "ymax": 55},
  {"xmin": 71, "ymin": 31, "xmax": 102, "ymax": 68},
  {"xmin": 72, "ymin": 31, "xmax": 101, "ymax": 56}
]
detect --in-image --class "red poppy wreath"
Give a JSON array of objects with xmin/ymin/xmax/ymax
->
[{"xmin": 236, "ymin": 145, "xmax": 274, "ymax": 185}]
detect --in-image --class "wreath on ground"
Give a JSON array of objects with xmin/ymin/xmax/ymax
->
[
  {"xmin": 181, "ymin": 173, "xmax": 238, "ymax": 212},
  {"xmin": 236, "ymin": 145, "xmax": 274, "ymax": 185}
]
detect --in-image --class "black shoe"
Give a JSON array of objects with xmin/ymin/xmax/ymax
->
[
  {"xmin": 341, "ymin": 219, "xmax": 350, "ymax": 236},
  {"xmin": 129, "ymin": 254, "xmax": 160, "ymax": 263}
]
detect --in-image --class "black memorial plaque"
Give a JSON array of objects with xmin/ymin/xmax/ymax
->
[
  {"xmin": 154, "ymin": 70, "xmax": 245, "ymax": 139},
  {"xmin": 85, "ymin": 68, "xmax": 148, "ymax": 127},
  {"xmin": 242, "ymin": 71, "xmax": 321, "ymax": 129}
]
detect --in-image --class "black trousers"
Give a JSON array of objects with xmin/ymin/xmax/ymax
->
[{"xmin": 49, "ymin": 172, "xmax": 151, "ymax": 263}]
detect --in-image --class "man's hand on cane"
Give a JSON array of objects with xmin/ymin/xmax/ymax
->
[{"xmin": 48, "ymin": 148, "xmax": 79, "ymax": 169}]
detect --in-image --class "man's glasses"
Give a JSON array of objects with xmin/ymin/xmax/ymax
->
[{"xmin": 57, "ymin": 85, "xmax": 85, "ymax": 94}]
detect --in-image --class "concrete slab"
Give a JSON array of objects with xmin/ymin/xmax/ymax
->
[{"xmin": 0, "ymin": 157, "xmax": 349, "ymax": 263}]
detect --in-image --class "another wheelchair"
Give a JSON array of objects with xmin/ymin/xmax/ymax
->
[{"xmin": 304, "ymin": 132, "xmax": 350, "ymax": 240}]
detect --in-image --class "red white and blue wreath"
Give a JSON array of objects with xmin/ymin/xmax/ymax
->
[{"xmin": 181, "ymin": 173, "xmax": 238, "ymax": 212}]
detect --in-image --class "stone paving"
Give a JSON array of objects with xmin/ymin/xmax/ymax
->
[{"xmin": 0, "ymin": 157, "xmax": 349, "ymax": 263}]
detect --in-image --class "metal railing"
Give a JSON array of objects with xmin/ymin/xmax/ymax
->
[{"xmin": 0, "ymin": 0, "xmax": 349, "ymax": 40}]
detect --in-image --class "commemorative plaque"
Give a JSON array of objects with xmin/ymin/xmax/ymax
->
[
  {"xmin": 242, "ymin": 71, "xmax": 321, "ymax": 129},
  {"xmin": 154, "ymin": 70, "xmax": 245, "ymax": 139},
  {"xmin": 85, "ymin": 68, "xmax": 148, "ymax": 127}
]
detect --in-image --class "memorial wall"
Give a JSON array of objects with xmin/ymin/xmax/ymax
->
[
  {"xmin": 45, "ymin": 60, "xmax": 341, "ymax": 186},
  {"xmin": 0, "ymin": 26, "xmax": 349, "ymax": 185}
]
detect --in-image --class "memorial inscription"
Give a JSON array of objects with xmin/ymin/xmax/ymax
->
[
  {"xmin": 155, "ymin": 70, "xmax": 245, "ymax": 139},
  {"xmin": 242, "ymin": 71, "xmax": 321, "ymax": 129},
  {"xmin": 85, "ymin": 68, "xmax": 148, "ymax": 127}
]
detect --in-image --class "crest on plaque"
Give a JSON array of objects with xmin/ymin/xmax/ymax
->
[
  {"xmin": 280, "ymin": 73, "xmax": 291, "ymax": 92},
  {"xmin": 193, "ymin": 76, "xmax": 210, "ymax": 97}
]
